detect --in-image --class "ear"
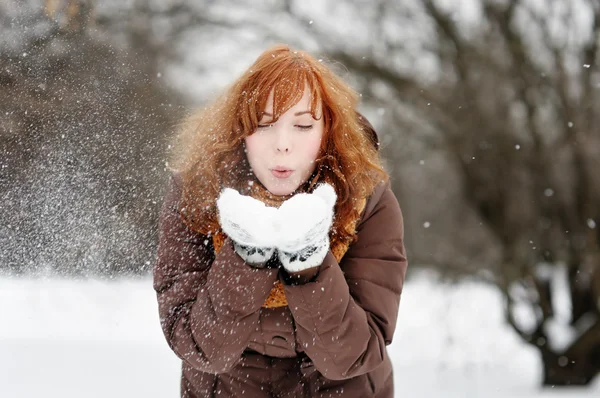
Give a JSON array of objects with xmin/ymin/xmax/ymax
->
[{"xmin": 313, "ymin": 183, "xmax": 337, "ymax": 208}]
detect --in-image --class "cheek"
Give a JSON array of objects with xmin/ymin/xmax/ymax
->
[
  {"xmin": 244, "ymin": 135, "xmax": 263, "ymax": 163},
  {"xmin": 305, "ymin": 130, "xmax": 324, "ymax": 160}
]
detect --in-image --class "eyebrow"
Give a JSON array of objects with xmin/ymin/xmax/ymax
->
[{"xmin": 262, "ymin": 110, "xmax": 312, "ymax": 117}]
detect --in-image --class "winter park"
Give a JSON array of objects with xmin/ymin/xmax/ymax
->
[{"xmin": 1, "ymin": 1, "xmax": 600, "ymax": 397}]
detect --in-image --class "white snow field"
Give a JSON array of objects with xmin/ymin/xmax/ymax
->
[{"xmin": 1, "ymin": 271, "xmax": 599, "ymax": 398}]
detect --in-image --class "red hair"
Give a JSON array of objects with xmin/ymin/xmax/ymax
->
[{"xmin": 168, "ymin": 44, "xmax": 388, "ymax": 245}]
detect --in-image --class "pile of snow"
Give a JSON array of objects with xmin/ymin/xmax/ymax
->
[{"xmin": 1, "ymin": 271, "xmax": 599, "ymax": 397}]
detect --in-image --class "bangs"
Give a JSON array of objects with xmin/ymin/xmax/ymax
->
[
  {"xmin": 238, "ymin": 53, "xmax": 324, "ymax": 134},
  {"xmin": 262, "ymin": 68, "xmax": 322, "ymax": 122}
]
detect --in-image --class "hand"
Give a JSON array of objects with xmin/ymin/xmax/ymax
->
[
  {"xmin": 216, "ymin": 188, "xmax": 278, "ymax": 264},
  {"xmin": 276, "ymin": 183, "xmax": 337, "ymax": 252},
  {"xmin": 275, "ymin": 183, "xmax": 337, "ymax": 272}
]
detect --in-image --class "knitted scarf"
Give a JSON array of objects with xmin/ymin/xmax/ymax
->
[{"xmin": 211, "ymin": 178, "xmax": 367, "ymax": 309}]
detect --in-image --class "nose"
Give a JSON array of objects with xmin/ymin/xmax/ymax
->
[{"xmin": 275, "ymin": 130, "xmax": 291, "ymax": 153}]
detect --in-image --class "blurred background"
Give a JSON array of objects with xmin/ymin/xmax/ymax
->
[{"xmin": 1, "ymin": 0, "xmax": 599, "ymax": 396}]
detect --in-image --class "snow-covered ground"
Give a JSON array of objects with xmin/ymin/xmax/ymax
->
[{"xmin": 1, "ymin": 271, "xmax": 599, "ymax": 398}]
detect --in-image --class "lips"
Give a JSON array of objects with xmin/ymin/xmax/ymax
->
[{"xmin": 271, "ymin": 166, "xmax": 293, "ymax": 179}]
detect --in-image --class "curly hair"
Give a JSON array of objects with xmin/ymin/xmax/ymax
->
[{"xmin": 168, "ymin": 44, "xmax": 388, "ymax": 246}]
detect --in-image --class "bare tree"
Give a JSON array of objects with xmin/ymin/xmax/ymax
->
[{"xmin": 0, "ymin": 0, "xmax": 180, "ymax": 275}]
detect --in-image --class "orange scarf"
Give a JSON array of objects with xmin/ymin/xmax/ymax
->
[{"xmin": 212, "ymin": 180, "xmax": 366, "ymax": 308}]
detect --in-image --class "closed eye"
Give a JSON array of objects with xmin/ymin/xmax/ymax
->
[
  {"xmin": 257, "ymin": 124, "xmax": 273, "ymax": 129},
  {"xmin": 296, "ymin": 125, "xmax": 313, "ymax": 130}
]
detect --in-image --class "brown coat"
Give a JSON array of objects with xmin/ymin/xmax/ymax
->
[{"xmin": 153, "ymin": 172, "xmax": 408, "ymax": 397}]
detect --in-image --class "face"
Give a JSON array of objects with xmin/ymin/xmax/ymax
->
[{"xmin": 245, "ymin": 86, "xmax": 324, "ymax": 196}]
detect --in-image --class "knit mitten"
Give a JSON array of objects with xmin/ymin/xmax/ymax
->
[
  {"xmin": 231, "ymin": 242, "xmax": 276, "ymax": 266},
  {"xmin": 275, "ymin": 184, "xmax": 337, "ymax": 272},
  {"xmin": 216, "ymin": 188, "xmax": 278, "ymax": 265}
]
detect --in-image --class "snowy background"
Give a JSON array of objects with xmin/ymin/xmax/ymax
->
[
  {"xmin": 2, "ymin": 271, "xmax": 599, "ymax": 398},
  {"xmin": 2, "ymin": 0, "xmax": 600, "ymax": 396}
]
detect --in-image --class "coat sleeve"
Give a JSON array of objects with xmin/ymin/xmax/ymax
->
[
  {"xmin": 152, "ymin": 173, "xmax": 279, "ymax": 374},
  {"xmin": 282, "ymin": 182, "xmax": 407, "ymax": 380}
]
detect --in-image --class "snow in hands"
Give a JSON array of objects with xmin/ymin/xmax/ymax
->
[{"xmin": 216, "ymin": 184, "xmax": 337, "ymax": 271}]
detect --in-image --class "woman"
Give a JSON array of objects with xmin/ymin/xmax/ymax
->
[{"xmin": 153, "ymin": 44, "xmax": 408, "ymax": 397}]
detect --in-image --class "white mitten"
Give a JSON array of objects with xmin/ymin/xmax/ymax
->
[
  {"xmin": 216, "ymin": 188, "xmax": 278, "ymax": 265},
  {"xmin": 275, "ymin": 183, "xmax": 337, "ymax": 272}
]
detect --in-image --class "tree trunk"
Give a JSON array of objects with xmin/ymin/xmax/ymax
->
[
  {"xmin": 541, "ymin": 351, "xmax": 596, "ymax": 386},
  {"xmin": 539, "ymin": 321, "xmax": 600, "ymax": 386}
]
